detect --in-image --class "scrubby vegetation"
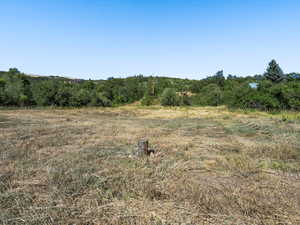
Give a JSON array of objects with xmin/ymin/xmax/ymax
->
[
  {"xmin": 1, "ymin": 60, "xmax": 300, "ymax": 110},
  {"xmin": 0, "ymin": 106, "xmax": 299, "ymax": 224}
]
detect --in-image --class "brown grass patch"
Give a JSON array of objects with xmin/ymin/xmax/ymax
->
[{"xmin": 0, "ymin": 106, "xmax": 299, "ymax": 224}]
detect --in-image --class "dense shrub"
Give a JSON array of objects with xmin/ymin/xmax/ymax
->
[
  {"xmin": 141, "ymin": 95, "xmax": 156, "ymax": 106},
  {"xmin": 192, "ymin": 84, "xmax": 223, "ymax": 106},
  {"xmin": 90, "ymin": 92, "xmax": 112, "ymax": 107},
  {"xmin": 179, "ymin": 93, "xmax": 192, "ymax": 106},
  {"xmin": 281, "ymin": 81, "xmax": 300, "ymax": 110},
  {"xmin": 160, "ymin": 88, "xmax": 180, "ymax": 106}
]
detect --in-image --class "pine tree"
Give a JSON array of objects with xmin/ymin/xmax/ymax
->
[{"xmin": 264, "ymin": 60, "xmax": 284, "ymax": 82}]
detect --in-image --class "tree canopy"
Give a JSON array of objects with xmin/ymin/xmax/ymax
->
[
  {"xmin": 264, "ymin": 59, "xmax": 284, "ymax": 83},
  {"xmin": 0, "ymin": 60, "xmax": 299, "ymax": 110}
]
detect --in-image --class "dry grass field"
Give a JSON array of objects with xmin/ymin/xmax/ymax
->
[{"xmin": 0, "ymin": 106, "xmax": 300, "ymax": 225}]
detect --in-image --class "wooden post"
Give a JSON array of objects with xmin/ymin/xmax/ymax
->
[
  {"xmin": 137, "ymin": 139, "xmax": 149, "ymax": 156},
  {"xmin": 136, "ymin": 139, "xmax": 155, "ymax": 157}
]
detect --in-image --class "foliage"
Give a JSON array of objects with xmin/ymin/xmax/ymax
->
[
  {"xmin": 0, "ymin": 78, "xmax": 6, "ymax": 104},
  {"xmin": 192, "ymin": 84, "xmax": 223, "ymax": 106},
  {"xmin": 264, "ymin": 59, "xmax": 284, "ymax": 83},
  {"xmin": 141, "ymin": 95, "xmax": 156, "ymax": 106},
  {"xmin": 179, "ymin": 92, "xmax": 192, "ymax": 106},
  {"xmin": 0, "ymin": 60, "xmax": 300, "ymax": 111},
  {"xmin": 160, "ymin": 88, "xmax": 180, "ymax": 106}
]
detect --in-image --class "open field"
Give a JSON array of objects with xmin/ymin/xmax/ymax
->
[{"xmin": 0, "ymin": 106, "xmax": 300, "ymax": 225}]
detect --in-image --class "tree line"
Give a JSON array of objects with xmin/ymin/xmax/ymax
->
[{"xmin": 0, "ymin": 60, "xmax": 299, "ymax": 110}]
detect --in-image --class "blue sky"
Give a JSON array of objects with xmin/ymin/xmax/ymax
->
[{"xmin": 1, "ymin": 0, "xmax": 300, "ymax": 79}]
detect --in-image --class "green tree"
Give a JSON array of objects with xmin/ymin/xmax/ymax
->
[
  {"xmin": 55, "ymin": 84, "xmax": 72, "ymax": 106},
  {"xmin": 281, "ymin": 81, "xmax": 300, "ymax": 110},
  {"xmin": 8, "ymin": 68, "xmax": 21, "ymax": 75},
  {"xmin": 141, "ymin": 94, "xmax": 155, "ymax": 106},
  {"xmin": 89, "ymin": 91, "xmax": 112, "ymax": 107},
  {"xmin": 32, "ymin": 80, "xmax": 59, "ymax": 106},
  {"xmin": 214, "ymin": 70, "xmax": 225, "ymax": 87},
  {"xmin": 179, "ymin": 92, "xmax": 192, "ymax": 106},
  {"xmin": 199, "ymin": 84, "xmax": 223, "ymax": 106},
  {"xmin": 204, "ymin": 70, "xmax": 225, "ymax": 88},
  {"xmin": 0, "ymin": 78, "xmax": 6, "ymax": 104},
  {"xmin": 160, "ymin": 88, "xmax": 179, "ymax": 106},
  {"xmin": 70, "ymin": 88, "xmax": 91, "ymax": 106},
  {"xmin": 4, "ymin": 78, "xmax": 26, "ymax": 106},
  {"xmin": 264, "ymin": 60, "xmax": 284, "ymax": 83},
  {"xmin": 141, "ymin": 79, "xmax": 157, "ymax": 106}
]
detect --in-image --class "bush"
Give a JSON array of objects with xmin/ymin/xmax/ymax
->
[
  {"xmin": 90, "ymin": 92, "xmax": 112, "ymax": 107},
  {"xmin": 226, "ymin": 82, "xmax": 281, "ymax": 110},
  {"xmin": 281, "ymin": 81, "xmax": 300, "ymax": 110},
  {"xmin": 32, "ymin": 80, "xmax": 59, "ymax": 106},
  {"xmin": 192, "ymin": 84, "xmax": 223, "ymax": 106},
  {"xmin": 248, "ymin": 93, "xmax": 281, "ymax": 110},
  {"xmin": 69, "ymin": 89, "xmax": 91, "ymax": 107},
  {"xmin": 141, "ymin": 94, "xmax": 156, "ymax": 106},
  {"xmin": 160, "ymin": 88, "xmax": 180, "ymax": 106},
  {"xmin": 0, "ymin": 78, "xmax": 6, "ymax": 105},
  {"xmin": 179, "ymin": 93, "xmax": 192, "ymax": 106}
]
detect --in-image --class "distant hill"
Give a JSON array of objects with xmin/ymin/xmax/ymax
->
[{"xmin": 0, "ymin": 71, "xmax": 85, "ymax": 83}]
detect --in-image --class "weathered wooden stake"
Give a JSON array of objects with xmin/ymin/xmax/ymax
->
[
  {"xmin": 137, "ymin": 139, "xmax": 155, "ymax": 156},
  {"xmin": 137, "ymin": 139, "xmax": 148, "ymax": 156}
]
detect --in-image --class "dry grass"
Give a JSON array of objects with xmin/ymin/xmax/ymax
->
[{"xmin": 0, "ymin": 106, "xmax": 299, "ymax": 225}]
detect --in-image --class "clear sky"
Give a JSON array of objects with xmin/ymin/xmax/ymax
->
[{"xmin": 1, "ymin": 0, "xmax": 300, "ymax": 79}]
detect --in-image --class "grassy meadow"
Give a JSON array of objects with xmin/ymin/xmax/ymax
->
[{"xmin": 0, "ymin": 106, "xmax": 300, "ymax": 225}]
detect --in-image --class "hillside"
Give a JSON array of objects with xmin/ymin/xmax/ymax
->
[{"xmin": 0, "ymin": 61, "xmax": 300, "ymax": 110}]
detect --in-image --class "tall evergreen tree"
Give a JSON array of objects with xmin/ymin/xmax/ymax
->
[{"xmin": 264, "ymin": 60, "xmax": 284, "ymax": 83}]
